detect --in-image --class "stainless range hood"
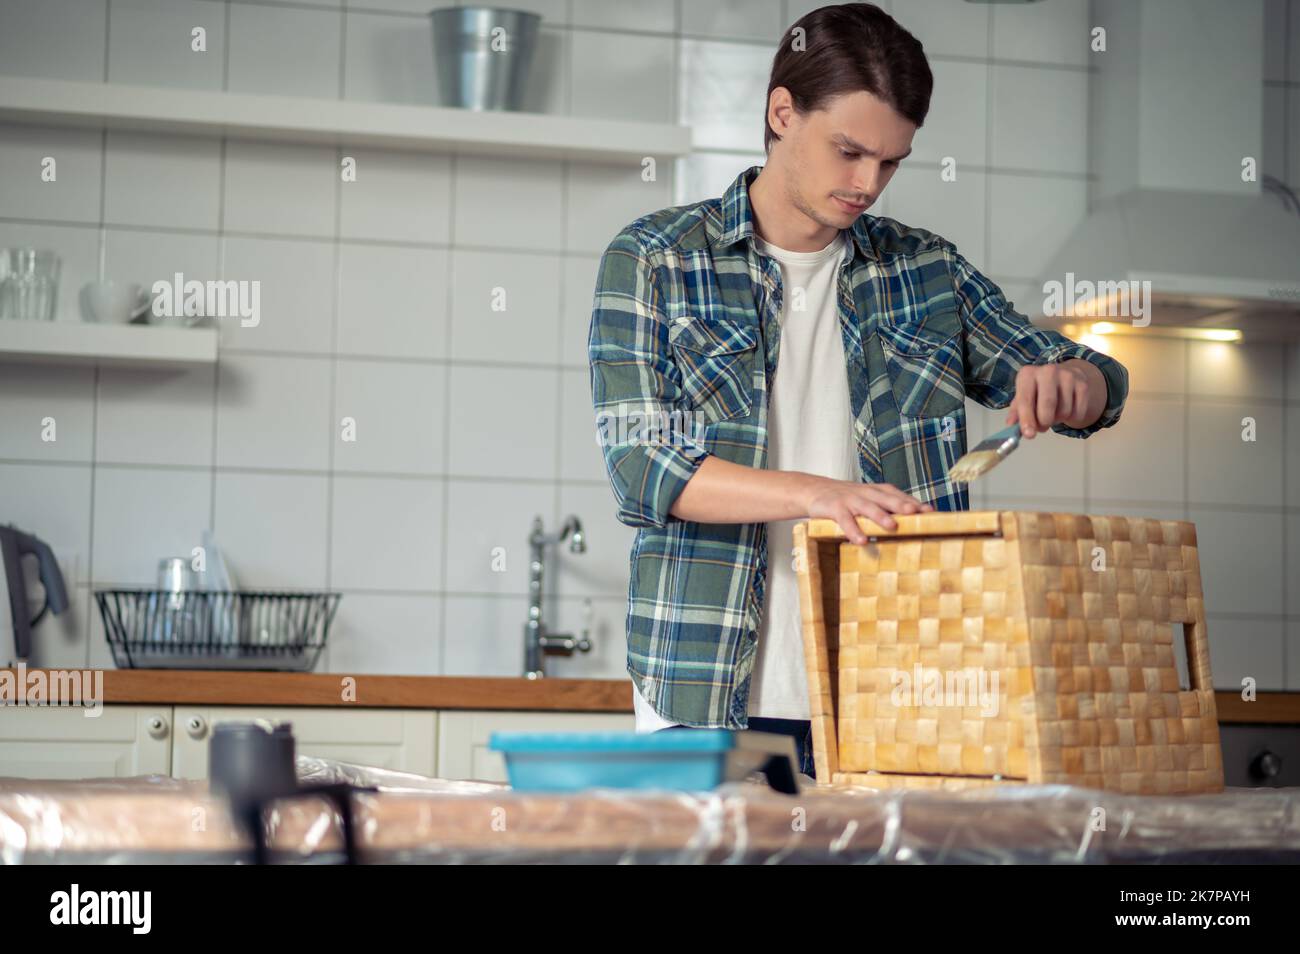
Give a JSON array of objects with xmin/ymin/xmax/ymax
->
[{"xmin": 1034, "ymin": 0, "xmax": 1300, "ymax": 342}]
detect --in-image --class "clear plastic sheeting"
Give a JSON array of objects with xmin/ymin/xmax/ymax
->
[{"xmin": 1, "ymin": 756, "xmax": 1298, "ymax": 864}]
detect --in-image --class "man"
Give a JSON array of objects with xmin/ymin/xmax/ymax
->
[{"xmin": 587, "ymin": 3, "xmax": 1129, "ymax": 777}]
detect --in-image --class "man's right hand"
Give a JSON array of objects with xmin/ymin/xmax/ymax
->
[{"xmin": 801, "ymin": 476, "xmax": 933, "ymax": 543}]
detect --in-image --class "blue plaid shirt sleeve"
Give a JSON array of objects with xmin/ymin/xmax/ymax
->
[
  {"xmin": 588, "ymin": 229, "xmax": 712, "ymax": 528},
  {"xmin": 945, "ymin": 243, "xmax": 1129, "ymax": 439}
]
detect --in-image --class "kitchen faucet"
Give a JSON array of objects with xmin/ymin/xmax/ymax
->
[{"xmin": 523, "ymin": 514, "xmax": 592, "ymax": 678}]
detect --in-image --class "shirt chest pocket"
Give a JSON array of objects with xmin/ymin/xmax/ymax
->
[
  {"xmin": 668, "ymin": 316, "xmax": 758, "ymax": 423},
  {"xmin": 878, "ymin": 308, "xmax": 967, "ymax": 419}
]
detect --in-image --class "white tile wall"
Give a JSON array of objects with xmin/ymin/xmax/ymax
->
[
  {"xmin": 678, "ymin": 40, "xmax": 770, "ymax": 153},
  {"xmin": 1263, "ymin": 85, "xmax": 1288, "ymax": 181},
  {"xmin": 571, "ymin": 0, "xmax": 677, "ymax": 34},
  {"xmin": 1288, "ymin": 405, "xmax": 1300, "ymax": 509},
  {"xmin": 226, "ymin": 3, "xmax": 342, "ymax": 98},
  {"xmin": 565, "ymin": 162, "xmax": 673, "ymax": 254},
  {"xmin": 1187, "ymin": 402, "xmax": 1284, "ymax": 507},
  {"xmin": 90, "ymin": 466, "xmax": 212, "ymax": 586},
  {"xmin": 107, "ymin": 0, "xmax": 226, "ymax": 91},
  {"xmin": 342, "ymin": 9, "xmax": 441, "ymax": 106},
  {"xmin": 990, "ymin": 65, "xmax": 1089, "ymax": 175},
  {"xmin": 1290, "ymin": 0, "xmax": 1300, "ymax": 83},
  {"xmin": 332, "ymin": 359, "xmax": 445, "ymax": 475},
  {"xmin": 1085, "ymin": 397, "xmax": 1184, "ymax": 504},
  {"xmin": 558, "ymin": 369, "xmax": 607, "ymax": 483},
  {"xmin": 682, "ymin": 0, "xmax": 782, "ymax": 43},
  {"xmin": 887, "ymin": 166, "xmax": 987, "ymax": 269},
  {"xmin": 675, "ymin": 152, "xmax": 765, "ymax": 207},
  {"xmin": 0, "ymin": 363, "xmax": 95, "ymax": 461},
  {"xmin": 96, "ymin": 365, "xmax": 216, "ymax": 468},
  {"xmin": 560, "ymin": 254, "xmax": 601, "ymax": 364},
  {"xmin": 0, "ymin": 463, "xmax": 93, "ymax": 585},
  {"xmin": 987, "ymin": 174, "xmax": 1088, "ymax": 278},
  {"xmin": 1289, "ymin": 514, "xmax": 1300, "ymax": 615},
  {"xmin": 1265, "ymin": 0, "xmax": 1290, "ymax": 84},
  {"xmin": 0, "ymin": 0, "xmax": 1294, "ymax": 689},
  {"xmin": 972, "ymin": 402, "xmax": 1087, "ymax": 501},
  {"xmin": 1289, "ymin": 91, "xmax": 1300, "ymax": 191},
  {"xmin": 223, "ymin": 140, "xmax": 338, "ymax": 238},
  {"xmin": 1189, "ymin": 341, "xmax": 1287, "ymax": 400},
  {"xmin": 103, "ymin": 132, "xmax": 223, "ymax": 230},
  {"xmin": 338, "ymin": 149, "xmax": 452, "ymax": 245},
  {"xmin": 1190, "ymin": 508, "xmax": 1286, "ymax": 616},
  {"xmin": 910, "ymin": 60, "xmax": 988, "ymax": 168},
  {"xmin": 213, "ymin": 471, "xmax": 329, "ymax": 588},
  {"xmin": 215, "ymin": 354, "xmax": 332, "ymax": 470},
  {"xmin": 522, "ymin": 29, "xmax": 570, "ymax": 115},
  {"xmin": 102, "ymin": 230, "xmax": 222, "ymax": 311},
  {"xmin": 442, "ymin": 479, "xmax": 555, "ymax": 595},
  {"xmin": 1289, "ymin": 334, "xmax": 1300, "ymax": 403},
  {"xmin": 990, "ymin": 0, "xmax": 1092, "ymax": 68},
  {"xmin": 329, "ymin": 475, "xmax": 442, "ymax": 591},
  {"xmin": 1092, "ymin": 335, "xmax": 1186, "ymax": 395},
  {"xmin": 452, "ymin": 157, "xmax": 564, "ymax": 250},
  {"xmin": 346, "ymin": 0, "xmax": 434, "ymax": 15},
  {"xmin": 442, "ymin": 594, "xmax": 531, "ymax": 676},
  {"xmin": 0, "ymin": 0, "xmax": 107, "ymax": 83},
  {"xmin": 218, "ymin": 235, "xmax": 336, "ymax": 354},
  {"xmin": 888, "ymin": 0, "xmax": 988, "ymax": 60},
  {"xmin": 1207, "ymin": 617, "xmax": 1287, "ymax": 692},
  {"xmin": 326, "ymin": 592, "xmax": 441, "ymax": 675},
  {"xmin": 0, "ymin": 124, "xmax": 103, "ymax": 224},
  {"xmin": 336, "ymin": 243, "xmax": 449, "ymax": 359},
  {"xmin": 450, "ymin": 250, "xmax": 561, "ymax": 363},
  {"xmin": 446, "ymin": 365, "xmax": 558, "ymax": 479},
  {"xmin": 570, "ymin": 30, "xmax": 676, "ymax": 122}
]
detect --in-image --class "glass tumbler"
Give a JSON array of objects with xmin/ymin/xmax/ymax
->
[{"xmin": 0, "ymin": 248, "xmax": 61, "ymax": 321}]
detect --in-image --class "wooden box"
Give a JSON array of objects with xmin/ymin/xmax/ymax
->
[{"xmin": 793, "ymin": 511, "xmax": 1224, "ymax": 794}]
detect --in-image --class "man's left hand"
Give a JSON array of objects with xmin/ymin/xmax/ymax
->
[{"xmin": 1005, "ymin": 359, "xmax": 1106, "ymax": 438}]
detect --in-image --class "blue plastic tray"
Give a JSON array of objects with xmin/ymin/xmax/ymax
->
[{"xmin": 489, "ymin": 730, "xmax": 778, "ymax": 792}]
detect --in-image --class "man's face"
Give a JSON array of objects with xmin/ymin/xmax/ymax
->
[{"xmin": 773, "ymin": 89, "xmax": 917, "ymax": 230}]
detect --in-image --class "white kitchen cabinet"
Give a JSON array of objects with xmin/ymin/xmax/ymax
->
[
  {"xmin": 170, "ymin": 706, "xmax": 437, "ymax": 780},
  {"xmin": 437, "ymin": 709, "xmax": 634, "ymax": 782},
  {"xmin": 0, "ymin": 704, "xmax": 633, "ymax": 782},
  {"xmin": 0, "ymin": 705, "xmax": 172, "ymax": 779}
]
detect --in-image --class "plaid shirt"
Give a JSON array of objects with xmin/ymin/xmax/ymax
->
[{"xmin": 588, "ymin": 164, "xmax": 1129, "ymax": 729}]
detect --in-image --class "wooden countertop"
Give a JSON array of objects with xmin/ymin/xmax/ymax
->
[
  {"xmin": 1212, "ymin": 692, "xmax": 1300, "ymax": 725},
  {"xmin": 4, "ymin": 669, "xmax": 1299, "ymax": 723},
  {"xmin": 4, "ymin": 669, "xmax": 631, "ymax": 712}
]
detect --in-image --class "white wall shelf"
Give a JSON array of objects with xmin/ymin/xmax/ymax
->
[
  {"xmin": 0, "ymin": 77, "xmax": 693, "ymax": 163},
  {"xmin": 0, "ymin": 320, "xmax": 218, "ymax": 367}
]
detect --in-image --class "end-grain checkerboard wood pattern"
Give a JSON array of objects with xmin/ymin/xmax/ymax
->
[{"xmin": 793, "ymin": 511, "xmax": 1224, "ymax": 794}]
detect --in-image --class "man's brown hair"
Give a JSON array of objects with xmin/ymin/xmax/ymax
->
[{"xmin": 765, "ymin": 3, "xmax": 934, "ymax": 154}]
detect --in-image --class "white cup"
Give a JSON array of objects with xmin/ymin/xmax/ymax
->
[{"xmin": 83, "ymin": 280, "xmax": 154, "ymax": 324}]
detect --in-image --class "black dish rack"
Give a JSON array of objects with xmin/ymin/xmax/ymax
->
[{"xmin": 95, "ymin": 590, "xmax": 341, "ymax": 671}]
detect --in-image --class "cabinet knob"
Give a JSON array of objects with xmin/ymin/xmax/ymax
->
[
  {"xmin": 186, "ymin": 715, "xmax": 208, "ymax": 740},
  {"xmin": 1250, "ymin": 749, "xmax": 1282, "ymax": 780},
  {"xmin": 146, "ymin": 715, "xmax": 169, "ymax": 740}
]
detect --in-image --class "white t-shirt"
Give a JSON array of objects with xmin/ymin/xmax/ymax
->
[{"xmin": 632, "ymin": 230, "xmax": 858, "ymax": 730}]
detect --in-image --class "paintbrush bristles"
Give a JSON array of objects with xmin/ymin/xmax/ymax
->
[
  {"xmin": 949, "ymin": 422, "xmax": 1022, "ymax": 483},
  {"xmin": 949, "ymin": 450, "xmax": 1001, "ymax": 482}
]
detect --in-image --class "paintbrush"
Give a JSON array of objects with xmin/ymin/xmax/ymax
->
[{"xmin": 949, "ymin": 422, "xmax": 1023, "ymax": 483}]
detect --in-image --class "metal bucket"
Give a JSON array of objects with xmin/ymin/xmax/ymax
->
[{"xmin": 430, "ymin": 6, "xmax": 541, "ymax": 112}]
